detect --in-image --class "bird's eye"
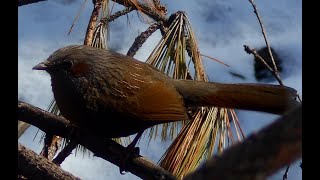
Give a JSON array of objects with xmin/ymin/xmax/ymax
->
[
  {"xmin": 61, "ymin": 60, "xmax": 73, "ymax": 69},
  {"xmin": 70, "ymin": 62, "xmax": 90, "ymax": 76}
]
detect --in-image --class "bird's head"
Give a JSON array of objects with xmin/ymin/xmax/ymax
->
[{"xmin": 32, "ymin": 45, "xmax": 91, "ymax": 77}]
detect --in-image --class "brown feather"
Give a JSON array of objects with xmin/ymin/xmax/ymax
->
[
  {"xmin": 172, "ymin": 80, "xmax": 298, "ymax": 114},
  {"xmin": 34, "ymin": 45, "xmax": 298, "ymax": 138}
]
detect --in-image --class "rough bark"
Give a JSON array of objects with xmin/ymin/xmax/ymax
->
[
  {"xmin": 18, "ymin": 101, "xmax": 177, "ymax": 180},
  {"xmin": 18, "ymin": 143, "xmax": 80, "ymax": 180},
  {"xmin": 183, "ymin": 105, "xmax": 302, "ymax": 180},
  {"xmin": 112, "ymin": 0, "xmax": 168, "ymax": 22},
  {"xmin": 40, "ymin": 135, "xmax": 62, "ymax": 161},
  {"xmin": 83, "ymin": 0, "xmax": 104, "ymax": 46},
  {"xmin": 18, "ymin": 100, "xmax": 301, "ymax": 180}
]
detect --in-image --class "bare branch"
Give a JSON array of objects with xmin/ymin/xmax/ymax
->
[
  {"xmin": 100, "ymin": 7, "xmax": 133, "ymax": 24},
  {"xmin": 183, "ymin": 105, "xmax": 302, "ymax": 180},
  {"xmin": 127, "ymin": 22, "xmax": 160, "ymax": 57},
  {"xmin": 248, "ymin": 0, "xmax": 280, "ymax": 78},
  {"xmin": 18, "ymin": 0, "xmax": 47, "ymax": 7},
  {"xmin": 283, "ymin": 165, "xmax": 290, "ymax": 180},
  {"xmin": 18, "ymin": 101, "xmax": 177, "ymax": 180},
  {"xmin": 18, "ymin": 101, "xmax": 75, "ymax": 136},
  {"xmin": 244, "ymin": 45, "xmax": 283, "ymax": 85},
  {"xmin": 68, "ymin": 0, "xmax": 88, "ymax": 36},
  {"xmin": 53, "ymin": 140, "xmax": 78, "ymax": 165},
  {"xmin": 18, "ymin": 143, "xmax": 80, "ymax": 180},
  {"xmin": 112, "ymin": 0, "xmax": 168, "ymax": 22},
  {"xmin": 84, "ymin": 0, "xmax": 104, "ymax": 46}
]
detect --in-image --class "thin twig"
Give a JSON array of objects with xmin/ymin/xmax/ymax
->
[
  {"xmin": 199, "ymin": 53, "xmax": 230, "ymax": 67},
  {"xmin": 283, "ymin": 165, "xmax": 290, "ymax": 180},
  {"xmin": 248, "ymin": 0, "xmax": 279, "ymax": 74},
  {"xmin": 245, "ymin": 1, "xmax": 302, "ymax": 103},
  {"xmin": 153, "ymin": 0, "xmax": 167, "ymax": 15},
  {"xmin": 153, "ymin": 0, "xmax": 160, "ymax": 8},
  {"xmin": 111, "ymin": 0, "xmax": 168, "ymax": 23},
  {"xmin": 244, "ymin": 45, "xmax": 283, "ymax": 85},
  {"xmin": 127, "ymin": 22, "xmax": 160, "ymax": 57},
  {"xmin": 297, "ymin": 94, "xmax": 302, "ymax": 102},
  {"xmin": 100, "ymin": 7, "xmax": 133, "ymax": 24},
  {"xmin": 91, "ymin": 7, "xmax": 133, "ymax": 49},
  {"xmin": 68, "ymin": 0, "xmax": 88, "ymax": 35},
  {"xmin": 53, "ymin": 140, "xmax": 78, "ymax": 166}
]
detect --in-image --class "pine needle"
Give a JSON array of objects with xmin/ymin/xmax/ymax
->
[
  {"xmin": 148, "ymin": 12, "xmax": 244, "ymax": 179},
  {"xmin": 68, "ymin": 0, "xmax": 88, "ymax": 35}
]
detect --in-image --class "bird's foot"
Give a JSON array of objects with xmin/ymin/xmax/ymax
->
[
  {"xmin": 119, "ymin": 131, "xmax": 143, "ymax": 174},
  {"xmin": 119, "ymin": 145, "xmax": 140, "ymax": 174}
]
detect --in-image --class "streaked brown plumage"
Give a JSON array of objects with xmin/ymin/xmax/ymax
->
[{"xmin": 33, "ymin": 45, "xmax": 298, "ymax": 138}]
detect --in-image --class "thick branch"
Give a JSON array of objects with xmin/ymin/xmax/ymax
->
[
  {"xmin": 112, "ymin": 0, "xmax": 168, "ymax": 22},
  {"xmin": 184, "ymin": 105, "xmax": 302, "ymax": 180},
  {"xmin": 18, "ymin": 143, "xmax": 80, "ymax": 180},
  {"xmin": 18, "ymin": 101, "xmax": 177, "ymax": 180},
  {"xmin": 18, "ymin": 0, "xmax": 47, "ymax": 6},
  {"xmin": 18, "ymin": 121, "xmax": 30, "ymax": 138},
  {"xmin": 84, "ymin": 0, "xmax": 104, "ymax": 46},
  {"xmin": 18, "ymin": 101, "xmax": 75, "ymax": 136}
]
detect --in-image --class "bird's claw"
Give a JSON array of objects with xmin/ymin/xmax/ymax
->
[{"xmin": 119, "ymin": 146, "xmax": 140, "ymax": 174}]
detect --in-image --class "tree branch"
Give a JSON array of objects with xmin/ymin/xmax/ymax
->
[
  {"xmin": 183, "ymin": 105, "xmax": 302, "ymax": 180},
  {"xmin": 18, "ymin": 121, "xmax": 30, "ymax": 138},
  {"xmin": 244, "ymin": 45, "xmax": 283, "ymax": 85},
  {"xmin": 18, "ymin": 101, "xmax": 302, "ymax": 180},
  {"xmin": 100, "ymin": 7, "xmax": 133, "ymax": 24},
  {"xmin": 18, "ymin": 0, "xmax": 47, "ymax": 7},
  {"xmin": 53, "ymin": 140, "xmax": 78, "ymax": 165},
  {"xmin": 84, "ymin": 0, "xmax": 104, "ymax": 46},
  {"xmin": 283, "ymin": 165, "xmax": 290, "ymax": 180},
  {"xmin": 18, "ymin": 101, "xmax": 177, "ymax": 180},
  {"xmin": 248, "ymin": 0, "xmax": 279, "ymax": 74},
  {"xmin": 112, "ymin": 0, "xmax": 168, "ymax": 22},
  {"xmin": 39, "ymin": 131, "xmax": 62, "ymax": 162},
  {"xmin": 18, "ymin": 143, "xmax": 80, "ymax": 180},
  {"xmin": 127, "ymin": 22, "xmax": 160, "ymax": 57}
]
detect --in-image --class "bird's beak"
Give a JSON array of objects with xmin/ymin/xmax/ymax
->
[{"xmin": 32, "ymin": 62, "xmax": 49, "ymax": 71}]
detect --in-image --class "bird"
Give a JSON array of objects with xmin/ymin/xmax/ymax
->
[{"xmin": 33, "ymin": 44, "xmax": 298, "ymax": 149}]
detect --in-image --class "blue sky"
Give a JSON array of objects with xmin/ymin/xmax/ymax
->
[{"xmin": 18, "ymin": 0, "xmax": 302, "ymax": 179}]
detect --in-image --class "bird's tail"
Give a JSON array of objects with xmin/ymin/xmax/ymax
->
[{"xmin": 172, "ymin": 80, "xmax": 299, "ymax": 114}]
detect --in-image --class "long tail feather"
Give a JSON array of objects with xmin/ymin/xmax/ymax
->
[{"xmin": 173, "ymin": 80, "xmax": 298, "ymax": 114}]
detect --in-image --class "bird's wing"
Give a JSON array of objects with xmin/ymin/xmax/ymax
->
[
  {"xmin": 101, "ymin": 58, "xmax": 189, "ymax": 122},
  {"xmin": 131, "ymin": 79, "xmax": 189, "ymax": 122}
]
